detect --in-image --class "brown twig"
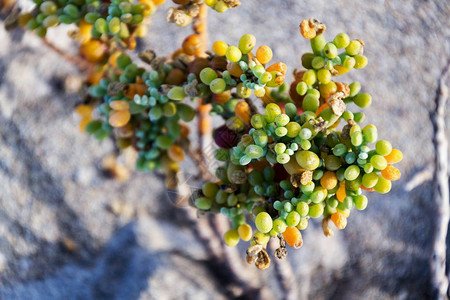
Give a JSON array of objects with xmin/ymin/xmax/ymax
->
[
  {"xmin": 185, "ymin": 9, "xmax": 274, "ymax": 296},
  {"xmin": 42, "ymin": 38, "xmax": 91, "ymax": 71},
  {"xmin": 196, "ymin": 98, "xmax": 212, "ymax": 155},
  {"xmin": 244, "ymin": 97, "xmax": 260, "ymax": 115},
  {"xmin": 429, "ymin": 60, "xmax": 450, "ymax": 299},
  {"xmin": 269, "ymin": 240, "xmax": 299, "ymax": 300},
  {"xmin": 186, "ymin": 148, "xmax": 215, "ymax": 182},
  {"xmin": 193, "ymin": 3, "xmax": 208, "ymax": 55},
  {"xmin": 184, "ymin": 207, "xmax": 225, "ymax": 258},
  {"xmin": 193, "ymin": 3, "xmax": 212, "ymax": 157},
  {"xmin": 209, "ymin": 215, "xmax": 273, "ymax": 299},
  {"xmin": 404, "ymin": 166, "xmax": 434, "ymax": 192},
  {"xmin": 182, "ymin": 5, "xmax": 275, "ymax": 299},
  {"xmin": 179, "ymin": 208, "xmax": 273, "ymax": 299},
  {"xmin": 175, "ymin": 176, "xmax": 272, "ymax": 299}
]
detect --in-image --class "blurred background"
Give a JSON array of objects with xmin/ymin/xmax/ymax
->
[{"xmin": 0, "ymin": 0, "xmax": 449, "ymax": 299}]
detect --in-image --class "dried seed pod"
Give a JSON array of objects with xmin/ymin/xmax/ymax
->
[
  {"xmin": 172, "ymin": 54, "xmax": 192, "ymax": 71},
  {"xmin": 299, "ymin": 19, "xmax": 316, "ymax": 39},
  {"xmin": 335, "ymin": 82, "xmax": 350, "ymax": 98},
  {"xmin": 301, "ymin": 170, "xmax": 313, "ymax": 185},
  {"xmin": 290, "ymin": 170, "xmax": 313, "ymax": 187},
  {"xmin": 125, "ymin": 36, "xmax": 136, "ymax": 50},
  {"xmin": 274, "ymin": 234, "xmax": 287, "ymax": 259},
  {"xmin": 246, "ymin": 254, "xmax": 255, "ymax": 264},
  {"xmin": 180, "ymin": 123, "xmax": 190, "ymax": 138},
  {"xmin": 255, "ymin": 249, "xmax": 270, "ymax": 270},
  {"xmin": 223, "ymin": 0, "xmax": 241, "ymax": 7},
  {"xmin": 107, "ymin": 82, "xmax": 127, "ymax": 96},
  {"xmin": 312, "ymin": 117, "xmax": 328, "ymax": 132},
  {"xmin": 327, "ymin": 92, "xmax": 346, "ymax": 115},
  {"xmin": 166, "ymin": 7, "xmax": 176, "ymax": 21},
  {"xmin": 185, "ymin": 3, "xmax": 200, "ymax": 17},
  {"xmin": 321, "ymin": 217, "xmax": 334, "ymax": 237},
  {"xmin": 102, "ymin": 155, "xmax": 130, "ymax": 181},
  {"xmin": 309, "ymin": 17, "xmax": 326, "ymax": 34},
  {"xmin": 274, "ymin": 247, "xmax": 287, "ymax": 259},
  {"xmin": 138, "ymin": 50, "xmax": 156, "ymax": 65},
  {"xmin": 184, "ymin": 79, "xmax": 200, "ymax": 97},
  {"xmin": 167, "ymin": 8, "xmax": 192, "ymax": 27},
  {"xmin": 246, "ymin": 244, "xmax": 263, "ymax": 264}
]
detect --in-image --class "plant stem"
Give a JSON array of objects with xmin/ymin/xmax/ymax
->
[
  {"xmin": 42, "ymin": 38, "xmax": 91, "ymax": 71},
  {"xmin": 209, "ymin": 215, "xmax": 273, "ymax": 299},
  {"xmin": 178, "ymin": 208, "xmax": 264, "ymax": 299},
  {"xmin": 186, "ymin": 148, "xmax": 215, "ymax": 182},
  {"xmin": 269, "ymin": 240, "xmax": 299, "ymax": 300},
  {"xmin": 245, "ymin": 97, "xmax": 260, "ymax": 115},
  {"xmin": 193, "ymin": 4, "xmax": 212, "ymax": 157},
  {"xmin": 175, "ymin": 177, "xmax": 273, "ymax": 299},
  {"xmin": 196, "ymin": 98, "xmax": 212, "ymax": 157},
  {"xmin": 193, "ymin": 3, "xmax": 208, "ymax": 55},
  {"xmin": 184, "ymin": 8, "xmax": 275, "ymax": 298}
]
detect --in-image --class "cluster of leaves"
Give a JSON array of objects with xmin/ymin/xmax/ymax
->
[
  {"xmin": 15, "ymin": 0, "xmax": 159, "ymax": 41},
  {"xmin": 7, "ymin": 1, "xmax": 402, "ymax": 270},
  {"xmin": 79, "ymin": 31, "xmax": 288, "ymax": 188},
  {"xmin": 9, "ymin": 0, "xmax": 242, "ymax": 184},
  {"xmin": 193, "ymin": 19, "xmax": 403, "ymax": 269},
  {"xmin": 80, "ymin": 50, "xmax": 200, "ymax": 187}
]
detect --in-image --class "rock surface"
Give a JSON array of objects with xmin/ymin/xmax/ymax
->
[{"xmin": 0, "ymin": 0, "xmax": 449, "ymax": 299}]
